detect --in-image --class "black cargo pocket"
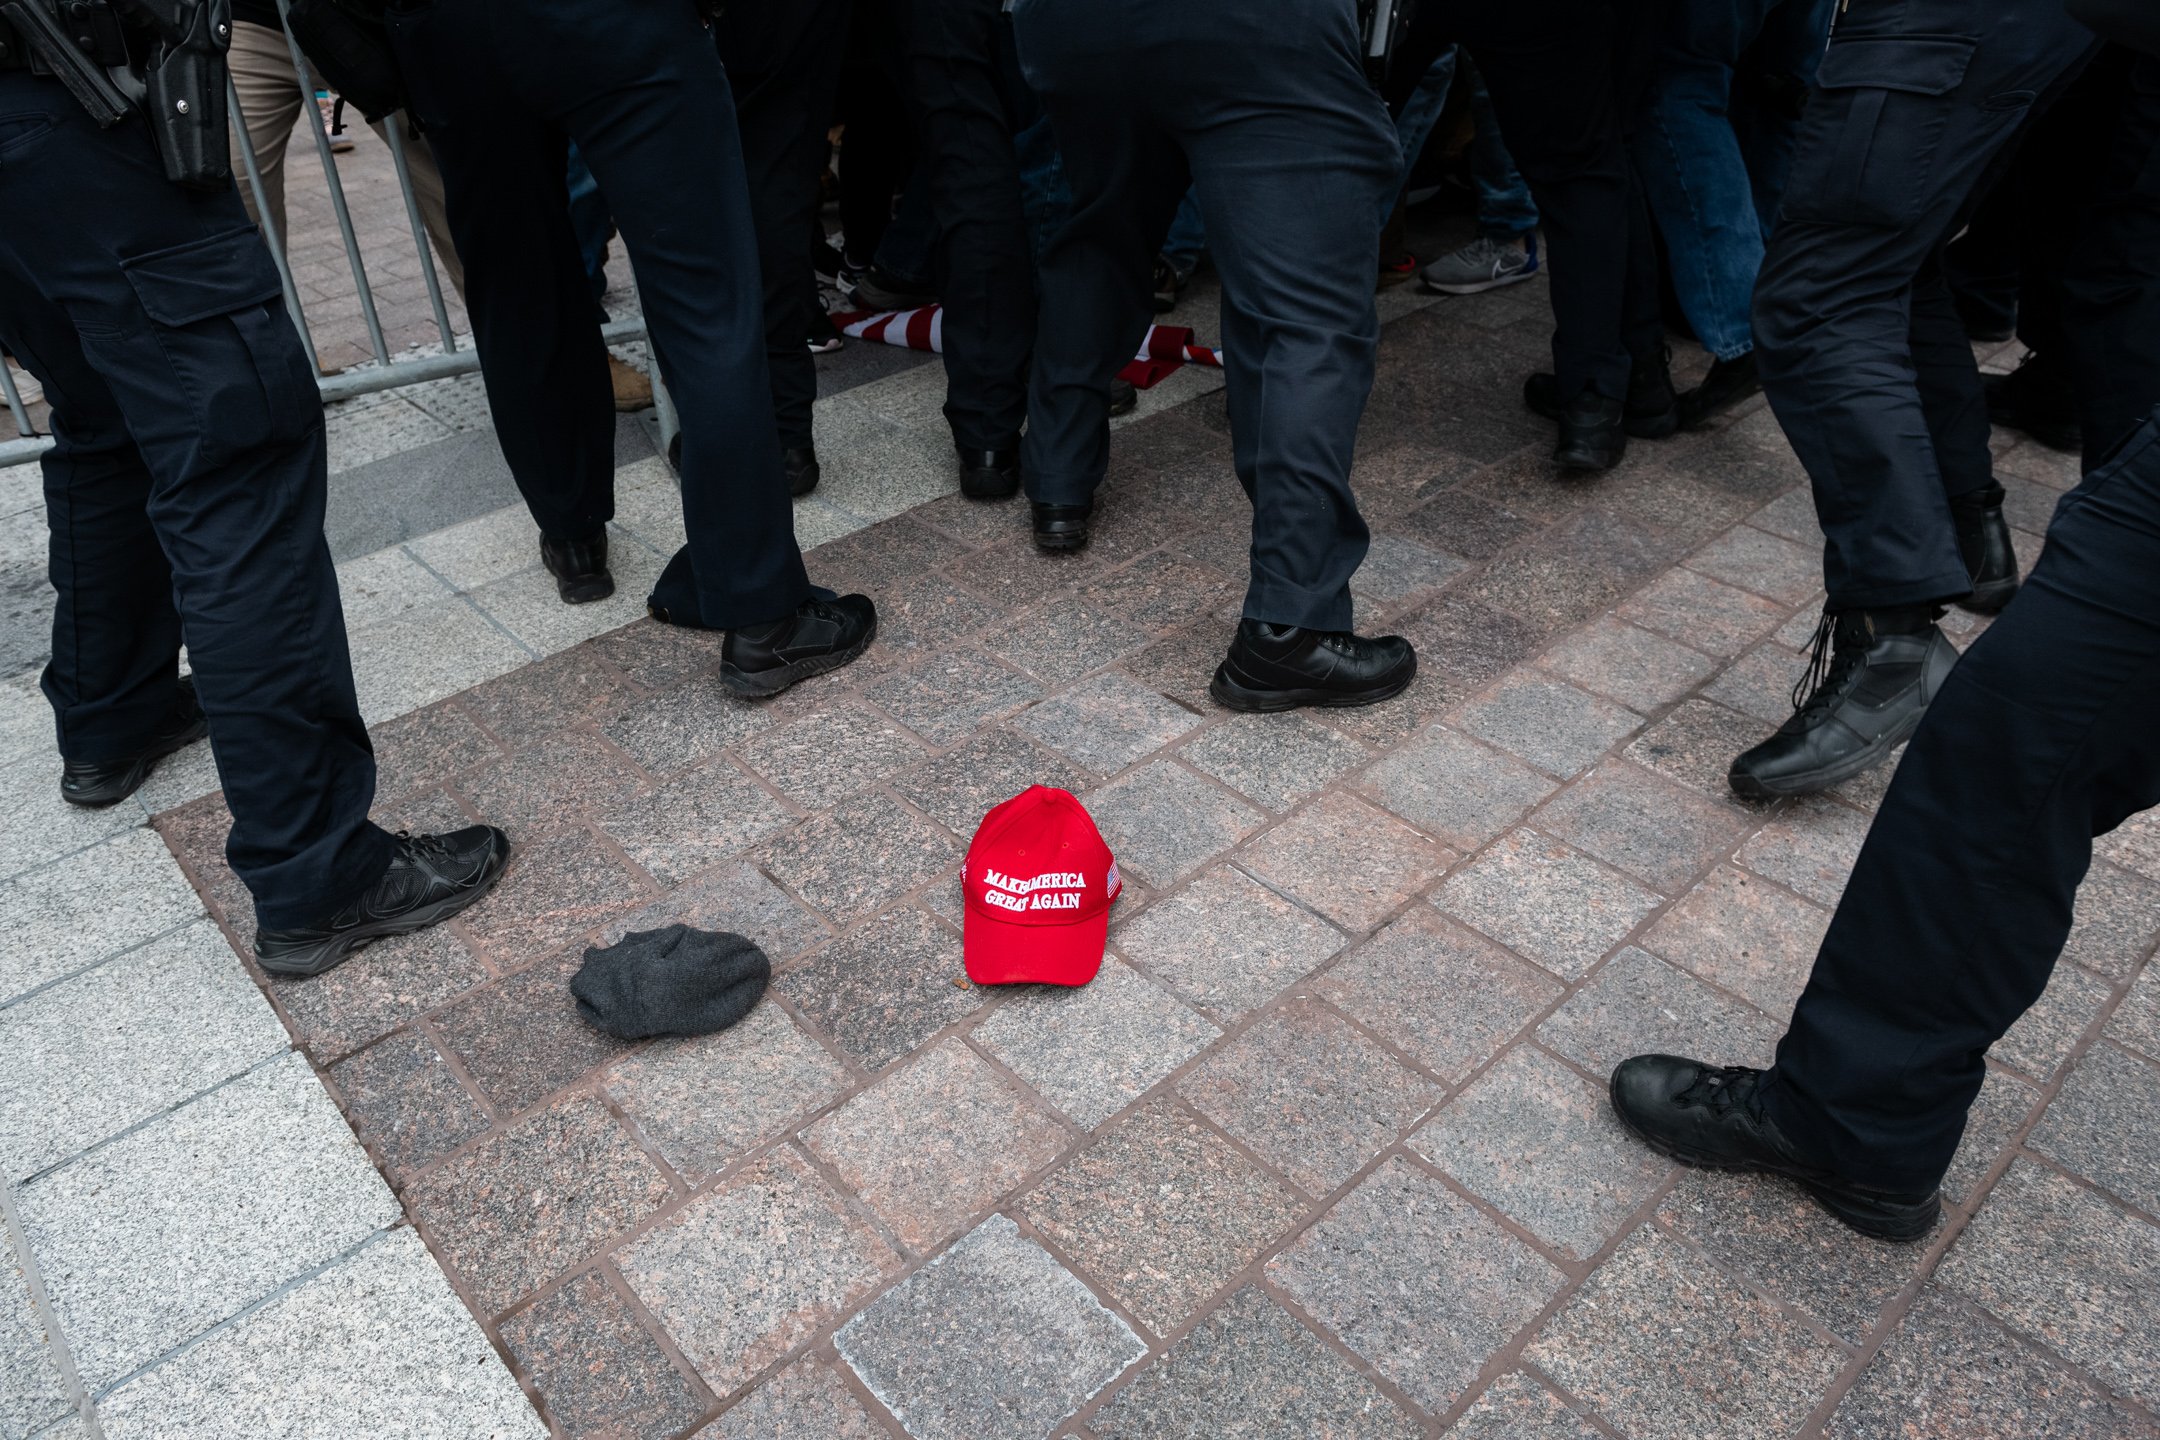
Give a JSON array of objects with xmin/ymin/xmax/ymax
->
[
  {"xmin": 1781, "ymin": 34, "xmax": 1979, "ymax": 227},
  {"xmin": 120, "ymin": 227, "xmax": 318, "ymax": 459}
]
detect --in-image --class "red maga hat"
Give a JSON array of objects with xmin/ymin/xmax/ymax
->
[{"xmin": 962, "ymin": 786, "xmax": 1121, "ymax": 986}]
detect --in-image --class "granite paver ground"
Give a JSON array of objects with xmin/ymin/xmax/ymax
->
[{"xmin": 123, "ymin": 271, "xmax": 2160, "ymax": 1440}]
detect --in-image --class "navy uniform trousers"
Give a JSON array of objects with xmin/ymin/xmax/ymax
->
[
  {"xmin": 1013, "ymin": 0, "xmax": 1397, "ymax": 631},
  {"xmin": 385, "ymin": 0, "xmax": 810, "ymax": 630},
  {"xmin": 1754, "ymin": 0, "xmax": 2095, "ymax": 613},
  {"xmin": 720, "ymin": 0, "xmax": 849, "ymax": 456},
  {"xmin": 1758, "ymin": 60, "xmax": 2160, "ymax": 1193},
  {"xmin": 897, "ymin": 0, "xmax": 1039, "ymax": 455},
  {"xmin": 0, "ymin": 71, "xmax": 392, "ymax": 927}
]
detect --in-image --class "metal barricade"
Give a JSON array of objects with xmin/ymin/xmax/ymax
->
[{"xmin": 0, "ymin": 0, "xmax": 666, "ymax": 468}]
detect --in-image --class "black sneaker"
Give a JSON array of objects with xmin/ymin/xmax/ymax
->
[
  {"xmin": 1609, "ymin": 1054, "xmax": 1941, "ymax": 1242},
  {"xmin": 1676, "ymin": 352, "xmax": 1761, "ymax": 429},
  {"xmin": 720, "ymin": 592, "xmax": 877, "ymax": 698},
  {"xmin": 541, "ymin": 530, "xmax": 615, "ymax": 605},
  {"xmin": 958, "ymin": 446, "xmax": 1021, "ymax": 501},
  {"xmin": 1728, "ymin": 607, "xmax": 1958, "ymax": 799},
  {"xmin": 844, "ymin": 264, "xmax": 935, "ymax": 313},
  {"xmin": 60, "ymin": 676, "xmax": 207, "ymax": 808},
  {"xmin": 1950, "ymin": 482, "xmax": 2019, "ymax": 613},
  {"xmin": 255, "ymin": 826, "xmax": 511, "ymax": 978},
  {"xmin": 1986, "ymin": 351, "xmax": 2080, "ymax": 453},
  {"xmin": 1109, "ymin": 377, "xmax": 1138, "ymax": 417},
  {"xmin": 1209, "ymin": 620, "xmax": 1417, "ymax": 712},
  {"xmin": 782, "ymin": 445, "xmax": 821, "ymax": 498}
]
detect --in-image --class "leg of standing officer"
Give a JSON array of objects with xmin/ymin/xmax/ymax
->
[
  {"xmin": 387, "ymin": 1, "xmax": 617, "ymax": 604},
  {"xmin": 2060, "ymin": 51, "xmax": 2160, "ymax": 468},
  {"xmin": 1608, "ymin": 408, "xmax": 2160, "ymax": 1237},
  {"xmin": 720, "ymin": 0, "xmax": 849, "ymax": 501},
  {"xmin": 0, "ymin": 70, "xmax": 505, "ymax": 975},
  {"xmin": 1728, "ymin": 1, "xmax": 2095, "ymax": 800},
  {"xmin": 387, "ymin": 0, "xmax": 870, "ymax": 689},
  {"xmin": 1017, "ymin": 0, "xmax": 1416, "ymax": 709},
  {"xmin": 899, "ymin": 0, "xmax": 1036, "ymax": 499}
]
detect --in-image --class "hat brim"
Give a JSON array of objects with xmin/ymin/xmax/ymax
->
[{"xmin": 963, "ymin": 904, "xmax": 1109, "ymax": 986}]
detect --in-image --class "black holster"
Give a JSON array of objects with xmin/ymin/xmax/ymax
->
[{"xmin": 133, "ymin": 0, "xmax": 232, "ymax": 188}]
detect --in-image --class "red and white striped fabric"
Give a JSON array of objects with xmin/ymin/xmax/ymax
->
[{"xmin": 830, "ymin": 306, "xmax": 1222, "ymax": 388}]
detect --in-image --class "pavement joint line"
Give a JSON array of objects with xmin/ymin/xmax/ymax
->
[
  {"xmin": 0, "ymin": 914, "xmax": 205, "ymax": 1014},
  {"xmin": 1, "ymin": 1162, "xmax": 105, "ymax": 1440},
  {"xmin": 84, "ymin": 1224, "xmax": 406, "ymax": 1403},
  {"xmin": 13, "ymin": 1045, "xmax": 296, "ymax": 1189},
  {"xmin": 0, "ymin": 809, "xmax": 153, "ymax": 891}
]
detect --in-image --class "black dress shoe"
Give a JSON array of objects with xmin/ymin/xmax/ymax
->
[
  {"xmin": 541, "ymin": 530, "xmax": 615, "ymax": 604},
  {"xmin": 1986, "ymin": 351, "xmax": 2081, "ymax": 453},
  {"xmin": 958, "ymin": 445, "xmax": 1021, "ymax": 500},
  {"xmin": 255, "ymin": 825, "xmax": 511, "ymax": 978},
  {"xmin": 1108, "ymin": 377, "xmax": 1138, "ymax": 417},
  {"xmin": 60, "ymin": 676, "xmax": 207, "ymax": 808},
  {"xmin": 1032, "ymin": 501, "xmax": 1092, "ymax": 553},
  {"xmin": 1950, "ymin": 482, "xmax": 2019, "ymax": 614},
  {"xmin": 1525, "ymin": 352, "xmax": 1678, "ymax": 440},
  {"xmin": 1209, "ymin": 619, "xmax": 1417, "ymax": 712},
  {"xmin": 1729, "ymin": 607, "xmax": 1957, "ymax": 799},
  {"xmin": 1676, "ymin": 352, "xmax": 1761, "ymax": 429},
  {"xmin": 1553, "ymin": 390, "xmax": 1628, "ymax": 471},
  {"xmin": 720, "ymin": 592, "xmax": 877, "ymax": 698},
  {"xmin": 1609, "ymin": 1055, "xmax": 1941, "ymax": 1242},
  {"xmin": 782, "ymin": 445, "xmax": 821, "ymax": 498}
]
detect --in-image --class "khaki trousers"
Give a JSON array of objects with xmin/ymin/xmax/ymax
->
[{"xmin": 227, "ymin": 18, "xmax": 467, "ymax": 300}]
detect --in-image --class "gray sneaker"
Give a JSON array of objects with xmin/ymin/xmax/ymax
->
[{"xmin": 1419, "ymin": 233, "xmax": 1538, "ymax": 295}]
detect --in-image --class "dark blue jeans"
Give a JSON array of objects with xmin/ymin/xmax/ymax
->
[
  {"xmin": 1764, "ymin": 408, "xmax": 2160, "ymax": 1192},
  {"xmin": 0, "ymin": 71, "xmax": 392, "ymax": 926},
  {"xmin": 1633, "ymin": 0, "xmax": 1835, "ymax": 361}
]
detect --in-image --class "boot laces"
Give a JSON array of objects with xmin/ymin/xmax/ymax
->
[
  {"xmin": 1789, "ymin": 611, "xmax": 1869, "ymax": 714},
  {"xmin": 395, "ymin": 830, "xmax": 457, "ymax": 865},
  {"xmin": 1318, "ymin": 631, "xmax": 1378, "ymax": 660},
  {"xmin": 1676, "ymin": 1064, "xmax": 1766, "ymax": 1118}
]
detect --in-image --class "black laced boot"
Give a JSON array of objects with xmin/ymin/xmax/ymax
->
[
  {"xmin": 1609, "ymin": 1054, "xmax": 1941, "ymax": 1242},
  {"xmin": 1728, "ymin": 605, "xmax": 1958, "ymax": 799},
  {"xmin": 1209, "ymin": 620, "xmax": 1417, "ymax": 712}
]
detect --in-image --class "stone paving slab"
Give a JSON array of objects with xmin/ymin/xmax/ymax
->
[{"xmin": 0, "ymin": 246, "xmax": 2141, "ymax": 1439}]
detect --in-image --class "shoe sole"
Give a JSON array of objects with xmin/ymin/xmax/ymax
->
[
  {"xmin": 61, "ymin": 716, "xmax": 210, "ymax": 809},
  {"xmin": 1554, "ymin": 447, "xmax": 1625, "ymax": 473},
  {"xmin": 1034, "ymin": 532, "xmax": 1089, "ymax": 553},
  {"xmin": 1727, "ymin": 710, "xmax": 1925, "ymax": 801},
  {"xmin": 1421, "ymin": 268, "xmax": 1536, "ymax": 296},
  {"xmin": 1607, "ymin": 1073, "xmax": 1939, "ymax": 1243},
  {"xmin": 1208, "ymin": 656, "xmax": 1417, "ymax": 714},
  {"xmin": 719, "ymin": 613, "xmax": 879, "ymax": 699},
  {"xmin": 961, "ymin": 476, "xmax": 1021, "ymax": 502},
  {"xmin": 255, "ymin": 836, "xmax": 511, "ymax": 979}
]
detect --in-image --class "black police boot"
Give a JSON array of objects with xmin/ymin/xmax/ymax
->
[
  {"xmin": 1553, "ymin": 391, "xmax": 1628, "ymax": 472},
  {"xmin": 255, "ymin": 825, "xmax": 511, "ymax": 978},
  {"xmin": 1609, "ymin": 1055, "xmax": 1941, "ymax": 1242},
  {"xmin": 1985, "ymin": 351, "xmax": 2080, "ymax": 453},
  {"xmin": 1108, "ymin": 377, "xmax": 1139, "ymax": 418},
  {"xmin": 720, "ymin": 592, "xmax": 877, "ymax": 698},
  {"xmin": 541, "ymin": 529, "xmax": 615, "ymax": 604},
  {"xmin": 1950, "ymin": 482, "xmax": 2019, "ymax": 614},
  {"xmin": 1525, "ymin": 356, "xmax": 1676, "ymax": 440},
  {"xmin": 1728, "ymin": 606, "xmax": 1957, "ymax": 799},
  {"xmin": 1626, "ymin": 347, "xmax": 1680, "ymax": 439},
  {"xmin": 782, "ymin": 445, "xmax": 821, "ymax": 498},
  {"xmin": 1676, "ymin": 352, "xmax": 1761, "ymax": 429},
  {"xmin": 60, "ymin": 676, "xmax": 207, "ymax": 808},
  {"xmin": 1032, "ymin": 501, "xmax": 1092, "ymax": 553},
  {"xmin": 958, "ymin": 445, "xmax": 1021, "ymax": 500},
  {"xmin": 1209, "ymin": 620, "xmax": 1418, "ymax": 712}
]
